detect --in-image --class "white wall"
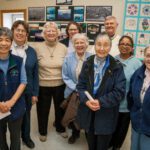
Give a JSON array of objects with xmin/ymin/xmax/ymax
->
[{"xmin": 0, "ymin": 0, "xmax": 125, "ymax": 35}]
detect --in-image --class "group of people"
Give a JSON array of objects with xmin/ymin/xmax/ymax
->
[{"xmin": 0, "ymin": 15, "xmax": 149, "ymax": 150}]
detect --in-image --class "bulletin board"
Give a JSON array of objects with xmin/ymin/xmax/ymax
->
[{"xmin": 123, "ymin": 0, "xmax": 150, "ymax": 59}]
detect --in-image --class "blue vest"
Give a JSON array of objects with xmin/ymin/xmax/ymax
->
[{"xmin": 0, "ymin": 54, "xmax": 25, "ymax": 120}]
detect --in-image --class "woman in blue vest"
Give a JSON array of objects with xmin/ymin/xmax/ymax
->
[
  {"xmin": 128, "ymin": 46, "xmax": 150, "ymax": 150},
  {"xmin": 0, "ymin": 27, "xmax": 27, "ymax": 150}
]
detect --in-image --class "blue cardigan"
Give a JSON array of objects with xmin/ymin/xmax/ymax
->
[
  {"xmin": 62, "ymin": 51, "xmax": 92, "ymax": 98},
  {"xmin": 24, "ymin": 46, "xmax": 39, "ymax": 96},
  {"xmin": 128, "ymin": 65, "xmax": 150, "ymax": 136}
]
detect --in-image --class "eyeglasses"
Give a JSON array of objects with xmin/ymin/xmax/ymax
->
[
  {"xmin": 15, "ymin": 29, "xmax": 26, "ymax": 34},
  {"xmin": 119, "ymin": 43, "xmax": 132, "ymax": 48},
  {"xmin": 68, "ymin": 28, "xmax": 78, "ymax": 31}
]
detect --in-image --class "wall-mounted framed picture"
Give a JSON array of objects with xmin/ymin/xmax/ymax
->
[
  {"xmin": 56, "ymin": 0, "xmax": 72, "ymax": 5},
  {"xmin": 46, "ymin": 6, "xmax": 84, "ymax": 22},
  {"xmin": 28, "ymin": 7, "xmax": 45, "ymax": 21},
  {"xmin": 86, "ymin": 6, "xmax": 112, "ymax": 22},
  {"xmin": 28, "ymin": 23, "xmax": 45, "ymax": 42},
  {"xmin": 87, "ymin": 23, "xmax": 104, "ymax": 45}
]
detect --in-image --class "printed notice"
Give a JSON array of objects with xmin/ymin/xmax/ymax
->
[{"xmin": 0, "ymin": 111, "xmax": 11, "ymax": 120}]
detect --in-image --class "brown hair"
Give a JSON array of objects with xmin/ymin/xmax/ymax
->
[
  {"xmin": 11, "ymin": 20, "xmax": 29, "ymax": 34},
  {"xmin": 66, "ymin": 21, "xmax": 82, "ymax": 36}
]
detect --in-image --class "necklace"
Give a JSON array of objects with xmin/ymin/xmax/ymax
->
[{"xmin": 47, "ymin": 45, "xmax": 56, "ymax": 58}]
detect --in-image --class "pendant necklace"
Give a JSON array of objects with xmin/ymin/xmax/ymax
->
[{"xmin": 47, "ymin": 45, "xmax": 56, "ymax": 58}]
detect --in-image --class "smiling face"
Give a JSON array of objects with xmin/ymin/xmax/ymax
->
[
  {"xmin": 13, "ymin": 24, "xmax": 27, "ymax": 46},
  {"xmin": 0, "ymin": 35, "xmax": 12, "ymax": 57},
  {"xmin": 144, "ymin": 47, "xmax": 150, "ymax": 71},
  {"xmin": 104, "ymin": 18, "xmax": 118, "ymax": 37},
  {"xmin": 74, "ymin": 39, "xmax": 87, "ymax": 56},
  {"xmin": 68, "ymin": 24, "xmax": 79, "ymax": 39},
  {"xmin": 119, "ymin": 37, "xmax": 133, "ymax": 58},
  {"xmin": 95, "ymin": 35, "xmax": 111, "ymax": 58},
  {"xmin": 44, "ymin": 26, "xmax": 58, "ymax": 42}
]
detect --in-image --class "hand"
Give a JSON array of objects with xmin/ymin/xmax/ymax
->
[
  {"xmin": 86, "ymin": 99, "xmax": 100, "ymax": 111},
  {"xmin": 32, "ymin": 96, "xmax": 38, "ymax": 105},
  {"xmin": 4, "ymin": 99, "xmax": 15, "ymax": 109},
  {"xmin": 0, "ymin": 102, "xmax": 10, "ymax": 113}
]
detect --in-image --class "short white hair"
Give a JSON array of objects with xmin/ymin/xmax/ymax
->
[
  {"xmin": 95, "ymin": 32, "xmax": 112, "ymax": 47},
  {"xmin": 105, "ymin": 16, "xmax": 118, "ymax": 25},
  {"xmin": 72, "ymin": 33, "xmax": 89, "ymax": 48},
  {"xmin": 42, "ymin": 22, "xmax": 60, "ymax": 37}
]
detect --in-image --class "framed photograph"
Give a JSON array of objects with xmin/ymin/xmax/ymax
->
[
  {"xmin": 56, "ymin": 0, "xmax": 72, "ymax": 5},
  {"xmin": 86, "ymin": 6, "xmax": 112, "ymax": 22},
  {"xmin": 87, "ymin": 23, "xmax": 104, "ymax": 45},
  {"xmin": 28, "ymin": 7, "xmax": 45, "ymax": 21},
  {"xmin": 57, "ymin": 8, "xmax": 72, "ymax": 21},
  {"xmin": 73, "ymin": 6, "xmax": 84, "ymax": 22},
  {"xmin": 28, "ymin": 23, "xmax": 45, "ymax": 42},
  {"xmin": 46, "ymin": 7, "xmax": 56, "ymax": 21}
]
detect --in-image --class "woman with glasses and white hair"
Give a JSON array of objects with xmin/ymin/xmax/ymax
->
[
  {"xmin": 62, "ymin": 33, "xmax": 92, "ymax": 144},
  {"xmin": 76, "ymin": 32, "xmax": 126, "ymax": 150},
  {"xmin": 35, "ymin": 22, "xmax": 67, "ymax": 142}
]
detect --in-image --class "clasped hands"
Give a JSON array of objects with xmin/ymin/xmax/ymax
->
[
  {"xmin": 0, "ymin": 99, "xmax": 15, "ymax": 113},
  {"xmin": 86, "ymin": 99, "xmax": 100, "ymax": 111}
]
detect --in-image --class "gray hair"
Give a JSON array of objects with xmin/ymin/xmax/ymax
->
[
  {"xmin": 0, "ymin": 27, "xmax": 13, "ymax": 41},
  {"xmin": 95, "ymin": 32, "xmax": 112, "ymax": 47},
  {"xmin": 105, "ymin": 16, "xmax": 118, "ymax": 25},
  {"xmin": 42, "ymin": 22, "xmax": 60, "ymax": 37},
  {"xmin": 144, "ymin": 45, "xmax": 150, "ymax": 56},
  {"xmin": 72, "ymin": 33, "xmax": 89, "ymax": 48}
]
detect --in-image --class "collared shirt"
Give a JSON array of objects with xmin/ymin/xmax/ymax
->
[
  {"xmin": 75, "ymin": 52, "xmax": 85, "ymax": 80},
  {"xmin": 140, "ymin": 68, "xmax": 150, "ymax": 103},
  {"xmin": 11, "ymin": 41, "xmax": 28, "ymax": 64},
  {"xmin": 67, "ymin": 39, "xmax": 75, "ymax": 53}
]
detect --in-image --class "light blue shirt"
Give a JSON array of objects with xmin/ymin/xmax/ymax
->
[
  {"xmin": 0, "ymin": 56, "xmax": 27, "ymax": 84},
  {"xmin": 62, "ymin": 51, "xmax": 92, "ymax": 98},
  {"xmin": 115, "ymin": 55, "xmax": 142, "ymax": 112}
]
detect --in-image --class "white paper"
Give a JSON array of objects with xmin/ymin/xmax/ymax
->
[
  {"xmin": 0, "ymin": 111, "xmax": 11, "ymax": 120},
  {"xmin": 84, "ymin": 91, "xmax": 94, "ymax": 101}
]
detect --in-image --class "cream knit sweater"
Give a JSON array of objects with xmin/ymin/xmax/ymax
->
[{"xmin": 35, "ymin": 41, "xmax": 67, "ymax": 87}]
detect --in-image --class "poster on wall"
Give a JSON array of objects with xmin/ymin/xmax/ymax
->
[
  {"xmin": 46, "ymin": 6, "xmax": 84, "ymax": 22},
  {"xmin": 86, "ymin": 6, "xmax": 112, "ymax": 22},
  {"xmin": 56, "ymin": 0, "xmax": 72, "ymax": 5},
  {"xmin": 123, "ymin": 0, "xmax": 150, "ymax": 59},
  {"xmin": 87, "ymin": 23, "xmax": 104, "ymax": 45},
  {"xmin": 28, "ymin": 7, "xmax": 45, "ymax": 21},
  {"xmin": 28, "ymin": 23, "xmax": 45, "ymax": 42}
]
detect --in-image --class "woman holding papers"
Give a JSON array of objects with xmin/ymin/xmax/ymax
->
[
  {"xmin": 0, "ymin": 27, "xmax": 27, "ymax": 150},
  {"xmin": 62, "ymin": 33, "xmax": 92, "ymax": 144},
  {"xmin": 76, "ymin": 32, "xmax": 126, "ymax": 150}
]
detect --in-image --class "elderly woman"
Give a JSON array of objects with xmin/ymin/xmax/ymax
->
[
  {"xmin": 62, "ymin": 33, "xmax": 92, "ymax": 144},
  {"xmin": 0, "ymin": 27, "xmax": 27, "ymax": 150},
  {"xmin": 127, "ymin": 46, "xmax": 150, "ymax": 150},
  {"xmin": 60, "ymin": 21, "xmax": 82, "ymax": 53},
  {"xmin": 76, "ymin": 32, "xmax": 126, "ymax": 150},
  {"xmin": 11, "ymin": 20, "xmax": 39, "ymax": 149},
  {"xmin": 35, "ymin": 22, "xmax": 67, "ymax": 142},
  {"xmin": 109, "ymin": 35, "xmax": 142, "ymax": 150}
]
